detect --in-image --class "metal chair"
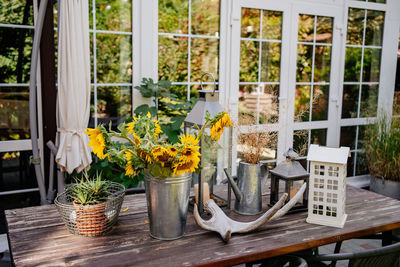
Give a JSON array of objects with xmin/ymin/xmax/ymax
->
[
  {"xmin": 246, "ymin": 255, "xmax": 308, "ymax": 267},
  {"xmin": 300, "ymin": 239, "xmax": 400, "ymax": 267}
]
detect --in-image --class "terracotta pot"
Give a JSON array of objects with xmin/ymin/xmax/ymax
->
[{"xmin": 73, "ymin": 201, "xmax": 107, "ymax": 237}]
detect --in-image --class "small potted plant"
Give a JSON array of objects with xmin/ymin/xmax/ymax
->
[
  {"xmin": 364, "ymin": 116, "xmax": 400, "ymax": 199},
  {"xmin": 55, "ymin": 172, "xmax": 126, "ymax": 237}
]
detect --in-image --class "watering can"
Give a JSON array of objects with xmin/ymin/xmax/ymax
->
[{"xmin": 224, "ymin": 162, "xmax": 268, "ymax": 215}]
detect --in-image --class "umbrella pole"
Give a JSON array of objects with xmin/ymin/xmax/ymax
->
[{"xmin": 29, "ymin": 0, "xmax": 50, "ymax": 205}]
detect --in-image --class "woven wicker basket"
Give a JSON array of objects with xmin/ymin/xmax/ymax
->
[{"xmin": 55, "ymin": 182, "xmax": 126, "ymax": 237}]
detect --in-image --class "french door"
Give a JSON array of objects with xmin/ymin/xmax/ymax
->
[{"xmin": 229, "ymin": 0, "xmax": 343, "ymax": 172}]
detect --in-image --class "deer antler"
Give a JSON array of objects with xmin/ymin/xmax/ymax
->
[{"xmin": 194, "ymin": 183, "xmax": 307, "ymax": 242}]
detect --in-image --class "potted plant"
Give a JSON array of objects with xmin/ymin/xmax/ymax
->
[
  {"xmin": 364, "ymin": 116, "xmax": 400, "ymax": 199},
  {"xmin": 55, "ymin": 172, "xmax": 126, "ymax": 237},
  {"xmin": 85, "ymin": 111, "xmax": 232, "ymax": 240}
]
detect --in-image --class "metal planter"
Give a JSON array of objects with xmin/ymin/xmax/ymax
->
[{"xmin": 144, "ymin": 171, "xmax": 192, "ymax": 240}]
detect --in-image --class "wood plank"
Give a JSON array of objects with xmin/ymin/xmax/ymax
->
[{"xmin": 5, "ymin": 186, "xmax": 400, "ymax": 266}]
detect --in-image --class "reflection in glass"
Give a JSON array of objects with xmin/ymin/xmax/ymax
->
[
  {"xmin": 259, "ymin": 96, "xmax": 278, "ymax": 124},
  {"xmin": 298, "ymin": 14, "xmax": 314, "ymax": 42},
  {"xmin": 341, "ymin": 85, "xmax": 359, "ymax": 118},
  {"xmin": 0, "ymin": 151, "xmax": 37, "ymax": 192},
  {"xmin": 260, "ymin": 42, "xmax": 281, "ymax": 82},
  {"xmin": 293, "ymin": 130, "xmax": 308, "ymax": 156},
  {"xmin": 357, "ymin": 125, "xmax": 366, "ymax": 149},
  {"xmin": 96, "ymin": 34, "xmax": 132, "ymax": 83},
  {"xmin": 311, "ymin": 129, "xmax": 327, "ymax": 146},
  {"xmin": 0, "ymin": 28, "xmax": 33, "ymax": 84},
  {"xmin": 158, "ymin": 36, "xmax": 188, "ymax": 82},
  {"xmin": 240, "ymin": 40, "xmax": 259, "ymax": 82},
  {"xmin": 346, "ymin": 8, "xmax": 364, "ymax": 45},
  {"xmin": 316, "ymin": 16, "xmax": 333, "ymax": 44},
  {"xmin": 191, "ymin": 38, "xmax": 219, "ymax": 82},
  {"xmin": 296, "ymin": 45, "xmax": 313, "ymax": 82},
  {"xmin": 262, "ymin": 11, "xmax": 282, "ymax": 40},
  {"xmin": 159, "ymin": 0, "xmax": 188, "ymax": 34},
  {"xmin": 92, "ymin": 86, "xmax": 132, "ymax": 129},
  {"xmin": 314, "ymin": 46, "xmax": 331, "ymax": 82},
  {"xmin": 363, "ymin": 48, "xmax": 381, "ymax": 82},
  {"xmin": 356, "ymin": 151, "xmax": 368, "ymax": 175},
  {"xmin": 191, "ymin": 0, "xmax": 220, "ymax": 36},
  {"xmin": 0, "ymin": 87, "xmax": 30, "ymax": 141},
  {"xmin": 0, "ymin": 0, "xmax": 34, "ymax": 25},
  {"xmin": 238, "ymin": 85, "xmax": 257, "ymax": 125},
  {"xmin": 312, "ymin": 85, "xmax": 329, "ymax": 121},
  {"xmin": 365, "ymin": 10, "xmax": 384, "ymax": 46},
  {"xmin": 360, "ymin": 84, "xmax": 378, "ymax": 117},
  {"xmin": 95, "ymin": 0, "xmax": 132, "ymax": 32},
  {"xmin": 347, "ymin": 152, "xmax": 355, "ymax": 177},
  {"xmin": 340, "ymin": 126, "xmax": 357, "ymax": 150},
  {"xmin": 295, "ymin": 85, "xmax": 310, "ymax": 122},
  {"xmin": 241, "ymin": 8, "xmax": 260, "ymax": 39},
  {"xmin": 344, "ymin": 47, "xmax": 362, "ymax": 82}
]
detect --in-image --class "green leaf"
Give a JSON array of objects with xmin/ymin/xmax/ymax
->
[
  {"xmin": 165, "ymin": 127, "xmax": 181, "ymax": 144},
  {"xmin": 149, "ymin": 106, "xmax": 158, "ymax": 117},
  {"xmin": 134, "ymin": 104, "xmax": 150, "ymax": 116},
  {"xmin": 171, "ymin": 116, "xmax": 185, "ymax": 130},
  {"xmin": 158, "ymin": 80, "xmax": 172, "ymax": 89}
]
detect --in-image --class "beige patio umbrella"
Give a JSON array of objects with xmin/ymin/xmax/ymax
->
[{"xmin": 55, "ymin": 0, "xmax": 92, "ymax": 174}]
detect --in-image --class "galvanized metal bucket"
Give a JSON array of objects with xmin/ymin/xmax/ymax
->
[
  {"xmin": 234, "ymin": 161, "xmax": 267, "ymax": 215},
  {"xmin": 144, "ymin": 171, "xmax": 192, "ymax": 240}
]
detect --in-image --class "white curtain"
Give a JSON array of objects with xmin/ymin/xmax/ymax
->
[{"xmin": 56, "ymin": 0, "xmax": 92, "ymax": 174}]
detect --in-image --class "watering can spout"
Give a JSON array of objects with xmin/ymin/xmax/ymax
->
[{"xmin": 224, "ymin": 168, "xmax": 243, "ymax": 202}]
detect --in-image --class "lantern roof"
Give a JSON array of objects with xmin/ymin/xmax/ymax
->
[
  {"xmin": 184, "ymin": 90, "xmax": 223, "ymax": 127},
  {"xmin": 307, "ymin": 145, "xmax": 350, "ymax": 165},
  {"xmin": 270, "ymin": 148, "xmax": 308, "ymax": 179}
]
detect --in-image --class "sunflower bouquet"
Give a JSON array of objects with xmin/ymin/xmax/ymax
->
[{"xmin": 85, "ymin": 111, "xmax": 232, "ymax": 179}]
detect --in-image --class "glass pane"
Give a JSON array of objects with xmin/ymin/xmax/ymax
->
[
  {"xmin": 238, "ymin": 85, "xmax": 257, "ymax": 125},
  {"xmin": 159, "ymin": 0, "xmax": 188, "ymax": 34},
  {"xmin": 368, "ymin": 0, "xmax": 386, "ymax": 3},
  {"xmin": 296, "ymin": 44, "xmax": 313, "ymax": 82},
  {"xmin": 394, "ymin": 91, "xmax": 400, "ymax": 116},
  {"xmin": 293, "ymin": 130, "xmax": 309, "ymax": 156},
  {"xmin": 262, "ymin": 11, "xmax": 282, "ymax": 40},
  {"xmin": 0, "ymin": 0, "xmax": 34, "ymax": 25},
  {"xmin": 312, "ymin": 85, "xmax": 329, "ymax": 121},
  {"xmin": 295, "ymin": 85, "xmax": 311, "ymax": 122},
  {"xmin": 90, "ymin": 33, "xmax": 94, "ymax": 83},
  {"xmin": 298, "ymin": 14, "xmax": 314, "ymax": 42},
  {"xmin": 190, "ymin": 38, "xmax": 219, "ymax": 82},
  {"xmin": 0, "ymin": 151, "xmax": 37, "ymax": 192},
  {"xmin": 96, "ymin": 0, "xmax": 132, "ymax": 32},
  {"xmin": 340, "ymin": 126, "xmax": 357, "ymax": 150},
  {"xmin": 93, "ymin": 86, "xmax": 132, "ymax": 128},
  {"xmin": 341, "ymin": 84, "xmax": 359, "ymax": 118},
  {"xmin": 191, "ymin": 0, "xmax": 220, "ymax": 36},
  {"xmin": 158, "ymin": 36, "xmax": 188, "ymax": 82},
  {"xmin": 360, "ymin": 84, "xmax": 378, "ymax": 117},
  {"xmin": 241, "ymin": 8, "xmax": 260, "ymax": 39},
  {"xmin": 316, "ymin": 16, "xmax": 333, "ymax": 44},
  {"xmin": 259, "ymin": 94, "xmax": 279, "ymax": 125},
  {"xmin": 365, "ymin": 10, "xmax": 384, "ymax": 46},
  {"xmin": 260, "ymin": 42, "xmax": 281, "ymax": 82},
  {"xmin": 0, "ymin": 87, "xmax": 30, "ymax": 141},
  {"xmin": 344, "ymin": 47, "xmax": 362, "ymax": 82},
  {"xmin": 394, "ymin": 38, "xmax": 400, "ymax": 115},
  {"xmin": 240, "ymin": 40, "xmax": 259, "ymax": 82},
  {"xmin": 347, "ymin": 152, "xmax": 355, "ymax": 177},
  {"xmin": 311, "ymin": 129, "xmax": 327, "ymax": 146},
  {"xmin": 356, "ymin": 151, "xmax": 368, "ymax": 175},
  {"xmin": 0, "ymin": 28, "xmax": 33, "ymax": 84},
  {"xmin": 169, "ymin": 85, "xmax": 188, "ymax": 100},
  {"xmin": 346, "ymin": 8, "xmax": 365, "ymax": 45},
  {"xmin": 314, "ymin": 46, "xmax": 331, "ymax": 82},
  {"xmin": 96, "ymin": 34, "xmax": 132, "ymax": 83},
  {"xmin": 363, "ymin": 48, "xmax": 381, "ymax": 82},
  {"xmin": 357, "ymin": 125, "xmax": 367, "ymax": 149}
]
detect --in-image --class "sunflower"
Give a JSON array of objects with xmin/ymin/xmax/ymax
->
[
  {"xmin": 151, "ymin": 146, "xmax": 170, "ymax": 166},
  {"xmin": 138, "ymin": 149, "xmax": 152, "ymax": 164},
  {"xmin": 172, "ymin": 159, "xmax": 200, "ymax": 176},
  {"xmin": 210, "ymin": 112, "xmax": 233, "ymax": 140},
  {"xmin": 179, "ymin": 133, "xmax": 199, "ymax": 146},
  {"xmin": 124, "ymin": 151, "xmax": 136, "ymax": 177},
  {"xmin": 126, "ymin": 121, "xmax": 135, "ymax": 134},
  {"xmin": 132, "ymin": 132, "xmax": 141, "ymax": 145},
  {"xmin": 85, "ymin": 128, "xmax": 107, "ymax": 159},
  {"xmin": 166, "ymin": 146, "xmax": 178, "ymax": 158},
  {"xmin": 153, "ymin": 120, "xmax": 163, "ymax": 137},
  {"xmin": 179, "ymin": 145, "xmax": 201, "ymax": 164}
]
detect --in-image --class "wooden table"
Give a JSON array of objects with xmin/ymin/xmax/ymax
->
[{"xmin": 5, "ymin": 186, "xmax": 400, "ymax": 266}]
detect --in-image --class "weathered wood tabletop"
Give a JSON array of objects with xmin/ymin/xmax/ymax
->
[{"xmin": 5, "ymin": 186, "xmax": 400, "ymax": 266}]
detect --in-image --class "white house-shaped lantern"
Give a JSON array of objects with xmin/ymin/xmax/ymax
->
[{"xmin": 306, "ymin": 145, "xmax": 350, "ymax": 228}]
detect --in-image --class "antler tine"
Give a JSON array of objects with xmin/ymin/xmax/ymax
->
[{"xmin": 268, "ymin": 182, "xmax": 307, "ymax": 222}]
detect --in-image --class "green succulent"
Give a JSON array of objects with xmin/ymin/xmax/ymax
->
[{"xmin": 68, "ymin": 171, "xmax": 112, "ymax": 205}]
